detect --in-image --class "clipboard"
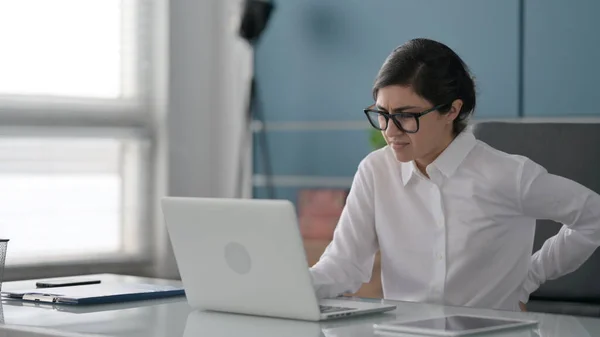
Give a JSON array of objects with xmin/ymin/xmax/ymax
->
[
  {"xmin": 1, "ymin": 283, "xmax": 185, "ymax": 305},
  {"xmin": 3, "ymin": 295, "xmax": 184, "ymax": 313}
]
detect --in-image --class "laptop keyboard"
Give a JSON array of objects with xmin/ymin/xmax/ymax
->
[{"xmin": 319, "ymin": 305, "xmax": 356, "ymax": 313}]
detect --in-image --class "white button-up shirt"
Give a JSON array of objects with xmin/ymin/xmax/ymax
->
[{"xmin": 309, "ymin": 131, "xmax": 600, "ymax": 311}]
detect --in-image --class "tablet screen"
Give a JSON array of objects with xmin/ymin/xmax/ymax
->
[{"xmin": 383, "ymin": 315, "xmax": 534, "ymax": 332}]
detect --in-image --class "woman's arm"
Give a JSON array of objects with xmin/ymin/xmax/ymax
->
[
  {"xmin": 309, "ymin": 160, "xmax": 379, "ymax": 299},
  {"xmin": 518, "ymin": 158, "xmax": 600, "ymax": 302}
]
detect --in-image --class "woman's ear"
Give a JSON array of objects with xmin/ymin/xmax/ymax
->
[{"xmin": 447, "ymin": 99, "xmax": 463, "ymax": 122}]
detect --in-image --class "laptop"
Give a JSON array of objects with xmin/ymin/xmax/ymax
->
[{"xmin": 161, "ymin": 197, "xmax": 396, "ymax": 321}]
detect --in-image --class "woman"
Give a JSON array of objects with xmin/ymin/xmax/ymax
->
[{"xmin": 309, "ymin": 38, "xmax": 600, "ymax": 312}]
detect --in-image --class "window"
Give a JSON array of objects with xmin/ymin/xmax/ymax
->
[
  {"xmin": 0, "ymin": 136, "xmax": 148, "ymax": 265},
  {"xmin": 0, "ymin": 1, "xmax": 123, "ymax": 98},
  {"xmin": 0, "ymin": 0, "xmax": 156, "ymax": 268}
]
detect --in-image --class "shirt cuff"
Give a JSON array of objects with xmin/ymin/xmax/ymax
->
[{"xmin": 518, "ymin": 274, "xmax": 541, "ymax": 304}]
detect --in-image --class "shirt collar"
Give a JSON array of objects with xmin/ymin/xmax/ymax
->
[
  {"xmin": 400, "ymin": 160, "xmax": 418, "ymax": 186},
  {"xmin": 400, "ymin": 131, "xmax": 477, "ymax": 186},
  {"xmin": 431, "ymin": 131, "xmax": 477, "ymax": 178}
]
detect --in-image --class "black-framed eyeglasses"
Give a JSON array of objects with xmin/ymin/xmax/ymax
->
[{"xmin": 363, "ymin": 103, "xmax": 449, "ymax": 133}]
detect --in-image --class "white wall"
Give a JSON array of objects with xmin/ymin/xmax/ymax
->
[{"xmin": 153, "ymin": 0, "xmax": 252, "ymax": 279}]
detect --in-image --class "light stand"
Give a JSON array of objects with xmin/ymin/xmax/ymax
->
[{"xmin": 235, "ymin": 0, "xmax": 275, "ymax": 199}]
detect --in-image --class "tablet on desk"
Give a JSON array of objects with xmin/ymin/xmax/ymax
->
[{"xmin": 373, "ymin": 314, "xmax": 538, "ymax": 336}]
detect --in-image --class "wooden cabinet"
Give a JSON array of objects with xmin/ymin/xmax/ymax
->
[{"xmin": 303, "ymin": 239, "xmax": 382, "ymax": 298}]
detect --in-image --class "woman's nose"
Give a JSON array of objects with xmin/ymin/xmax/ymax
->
[{"xmin": 385, "ymin": 119, "xmax": 404, "ymax": 137}]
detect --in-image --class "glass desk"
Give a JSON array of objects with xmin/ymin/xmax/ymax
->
[{"xmin": 0, "ymin": 274, "xmax": 598, "ymax": 337}]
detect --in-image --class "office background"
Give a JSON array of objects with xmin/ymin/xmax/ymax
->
[
  {"xmin": 252, "ymin": 0, "xmax": 600, "ymax": 204},
  {"xmin": 0, "ymin": 0, "xmax": 598, "ymax": 284}
]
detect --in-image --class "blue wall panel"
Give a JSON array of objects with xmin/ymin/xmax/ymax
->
[
  {"xmin": 524, "ymin": 0, "xmax": 600, "ymax": 116},
  {"xmin": 255, "ymin": 0, "xmax": 521, "ymax": 122},
  {"xmin": 253, "ymin": 129, "xmax": 372, "ymax": 177}
]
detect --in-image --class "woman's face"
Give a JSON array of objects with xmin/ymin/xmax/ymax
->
[{"xmin": 375, "ymin": 85, "xmax": 461, "ymax": 167}]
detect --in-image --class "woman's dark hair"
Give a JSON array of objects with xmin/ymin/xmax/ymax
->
[{"xmin": 373, "ymin": 38, "xmax": 476, "ymax": 135}]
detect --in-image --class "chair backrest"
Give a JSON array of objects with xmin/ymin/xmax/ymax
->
[{"xmin": 472, "ymin": 122, "xmax": 600, "ymax": 303}]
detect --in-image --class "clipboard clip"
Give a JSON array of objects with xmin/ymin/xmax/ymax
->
[{"xmin": 22, "ymin": 293, "xmax": 61, "ymax": 303}]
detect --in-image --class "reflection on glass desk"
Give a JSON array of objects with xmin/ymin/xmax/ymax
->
[
  {"xmin": 182, "ymin": 309, "xmax": 402, "ymax": 337},
  {"xmin": 180, "ymin": 307, "xmax": 600, "ymax": 337},
  {"xmin": 0, "ymin": 274, "xmax": 599, "ymax": 337}
]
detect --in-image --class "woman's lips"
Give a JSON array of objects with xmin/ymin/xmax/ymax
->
[{"xmin": 391, "ymin": 142, "xmax": 409, "ymax": 150}]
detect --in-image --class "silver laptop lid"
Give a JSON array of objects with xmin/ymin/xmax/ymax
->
[{"xmin": 161, "ymin": 197, "xmax": 322, "ymax": 321}]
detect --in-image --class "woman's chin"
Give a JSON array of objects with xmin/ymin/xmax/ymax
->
[{"xmin": 391, "ymin": 148, "xmax": 413, "ymax": 163}]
